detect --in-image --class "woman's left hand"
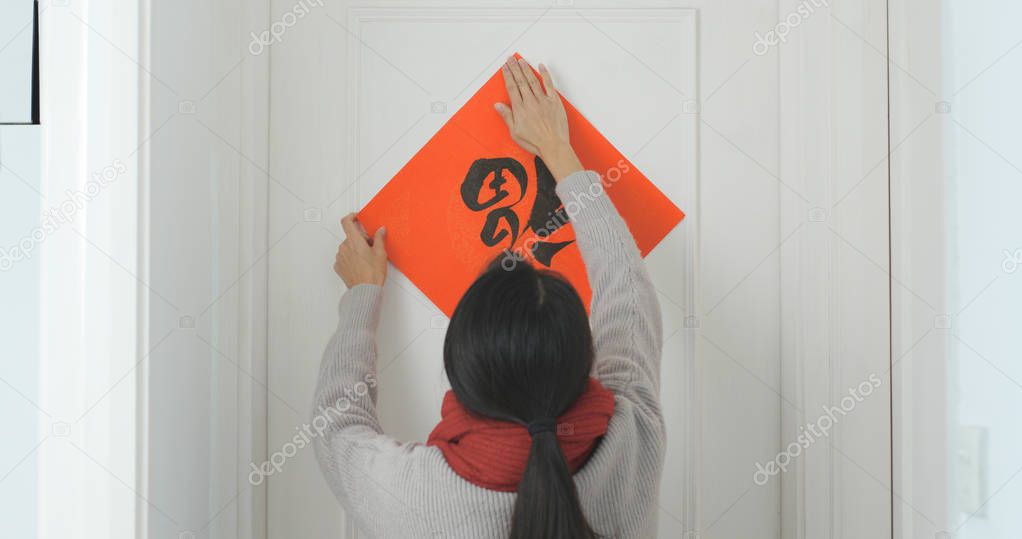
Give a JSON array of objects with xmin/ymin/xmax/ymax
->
[{"xmin": 334, "ymin": 213, "xmax": 388, "ymax": 287}]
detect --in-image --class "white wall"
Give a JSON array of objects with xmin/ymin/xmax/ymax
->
[
  {"xmin": 0, "ymin": 18, "xmax": 42, "ymax": 539},
  {"xmin": 0, "ymin": 0, "xmax": 35, "ymax": 123},
  {"xmin": 27, "ymin": 1, "xmax": 270, "ymax": 537},
  {"xmin": 0, "ymin": 126, "xmax": 41, "ymax": 539},
  {"xmin": 947, "ymin": 1, "xmax": 1022, "ymax": 537},
  {"xmin": 891, "ymin": 1, "xmax": 1022, "ymax": 538}
]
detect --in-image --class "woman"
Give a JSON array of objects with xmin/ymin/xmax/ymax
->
[{"xmin": 314, "ymin": 56, "xmax": 665, "ymax": 538}]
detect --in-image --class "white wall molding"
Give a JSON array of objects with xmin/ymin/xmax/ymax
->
[
  {"xmin": 235, "ymin": 1, "xmax": 271, "ymax": 538},
  {"xmin": 137, "ymin": 1, "xmax": 153, "ymax": 536},
  {"xmin": 778, "ymin": 0, "xmax": 892, "ymax": 537},
  {"xmin": 200, "ymin": 1, "xmax": 273, "ymax": 537}
]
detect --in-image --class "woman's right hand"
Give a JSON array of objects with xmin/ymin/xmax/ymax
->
[
  {"xmin": 334, "ymin": 214, "xmax": 387, "ymax": 288},
  {"xmin": 494, "ymin": 56, "xmax": 583, "ymax": 182}
]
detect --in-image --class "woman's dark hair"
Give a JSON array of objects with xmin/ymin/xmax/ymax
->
[{"xmin": 444, "ymin": 253, "xmax": 598, "ymax": 539}]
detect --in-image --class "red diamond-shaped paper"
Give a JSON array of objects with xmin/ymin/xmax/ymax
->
[{"xmin": 358, "ymin": 57, "xmax": 684, "ymax": 316}]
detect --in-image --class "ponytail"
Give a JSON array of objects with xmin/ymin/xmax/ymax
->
[
  {"xmin": 443, "ymin": 254, "xmax": 599, "ymax": 538},
  {"xmin": 509, "ymin": 428, "xmax": 597, "ymax": 539}
]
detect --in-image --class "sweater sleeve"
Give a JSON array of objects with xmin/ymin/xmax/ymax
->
[
  {"xmin": 555, "ymin": 171, "xmax": 665, "ymax": 411},
  {"xmin": 311, "ymin": 284, "xmax": 434, "ymax": 535},
  {"xmin": 312, "ymin": 283, "xmax": 384, "ymax": 437}
]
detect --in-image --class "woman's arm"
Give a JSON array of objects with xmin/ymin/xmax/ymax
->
[
  {"xmin": 314, "ymin": 214, "xmax": 388, "ymax": 439},
  {"xmin": 311, "ymin": 215, "xmax": 408, "ymax": 529},
  {"xmin": 313, "ymin": 281, "xmax": 383, "ymax": 442},
  {"xmin": 497, "ymin": 57, "xmax": 664, "ymax": 402},
  {"xmin": 555, "ymin": 172, "xmax": 663, "ymax": 394}
]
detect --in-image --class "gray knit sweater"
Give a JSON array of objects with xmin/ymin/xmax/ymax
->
[{"xmin": 313, "ymin": 170, "xmax": 666, "ymax": 538}]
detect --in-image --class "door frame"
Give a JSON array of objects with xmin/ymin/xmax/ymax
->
[
  {"xmin": 134, "ymin": 0, "xmax": 272, "ymax": 536},
  {"xmin": 777, "ymin": 0, "xmax": 894, "ymax": 537},
  {"xmin": 213, "ymin": 0, "xmax": 273, "ymax": 536},
  {"xmin": 888, "ymin": 0, "xmax": 953, "ymax": 536}
]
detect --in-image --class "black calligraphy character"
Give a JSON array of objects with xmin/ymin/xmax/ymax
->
[
  {"xmin": 526, "ymin": 157, "xmax": 574, "ymax": 266},
  {"xmin": 460, "ymin": 156, "xmax": 573, "ymax": 267},
  {"xmin": 461, "ymin": 158, "xmax": 528, "ymax": 248}
]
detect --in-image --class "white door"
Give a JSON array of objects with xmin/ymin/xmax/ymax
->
[{"xmin": 266, "ymin": 1, "xmax": 892, "ymax": 538}]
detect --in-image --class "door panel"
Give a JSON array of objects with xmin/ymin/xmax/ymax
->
[{"xmin": 267, "ymin": 1, "xmax": 890, "ymax": 538}]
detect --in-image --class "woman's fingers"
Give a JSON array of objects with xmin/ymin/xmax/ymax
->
[
  {"xmin": 506, "ymin": 57, "xmax": 534, "ymax": 101},
  {"xmin": 494, "ymin": 102, "xmax": 514, "ymax": 128},
  {"xmin": 538, "ymin": 63, "xmax": 555, "ymax": 97},
  {"xmin": 340, "ymin": 214, "xmax": 359, "ymax": 239},
  {"xmin": 517, "ymin": 58, "xmax": 545, "ymax": 99},
  {"xmin": 495, "ymin": 56, "xmax": 570, "ymax": 158},
  {"xmin": 501, "ymin": 63, "xmax": 523, "ymax": 107},
  {"xmin": 371, "ymin": 227, "xmax": 387, "ymax": 257},
  {"xmin": 340, "ymin": 213, "xmax": 369, "ymax": 243}
]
